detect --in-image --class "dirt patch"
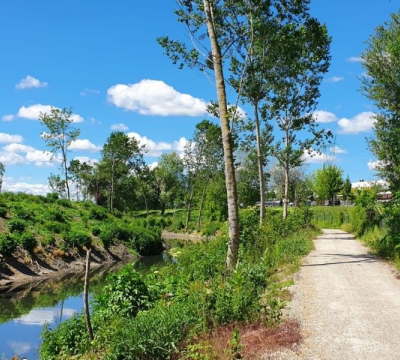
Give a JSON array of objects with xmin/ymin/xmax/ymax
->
[{"xmin": 178, "ymin": 320, "xmax": 302, "ymax": 359}]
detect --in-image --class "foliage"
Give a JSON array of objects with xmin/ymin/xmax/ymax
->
[
  {"xmin": 8, "ymin": 218, "xmax": 27, "ymax": 232},
  {"xmin": 0, "ymin": 233, "xmax": 17, "ymax": 256},
  {"xmin": 363, "ymin": 12, "xmax": 400, "ymax": 191},
  {"xmin": 18, "ymin": 232, "xmax": 37, "ymax": 252},
  {"xmin": 96, "ymin": 267, "xmax": 152, "ymax": 318},
  {"xmin": 313, "ymin": 165, "xmax": 343, "ymax": 203},
  {"xmin": 64, "ymin": 228, "xmax": 92, "ymax": 248}
]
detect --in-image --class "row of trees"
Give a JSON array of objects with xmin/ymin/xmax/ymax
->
[
  {"xmin": 35, "ymin": 0, "xmax": 332, "ymax": 270},
  {"xmin": 159, "ymin": 0, "xmax": 332, "ymax": 269}
]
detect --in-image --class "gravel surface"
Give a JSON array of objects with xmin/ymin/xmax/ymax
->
[{"xmin": 264, "ymin": 229, "xmax": 400, "ymax": 360}]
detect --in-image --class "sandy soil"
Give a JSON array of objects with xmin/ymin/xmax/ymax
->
[{"xmin": 264, "ymin": 229, "xmax": 400, "ymax": 360}]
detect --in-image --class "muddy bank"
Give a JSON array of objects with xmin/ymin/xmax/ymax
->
[{"xmin": 0, "ymin": 243, "xmax": 134, "ymax": 291}]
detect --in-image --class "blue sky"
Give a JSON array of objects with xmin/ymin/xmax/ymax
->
[{"xmin": 0, "ymin": 0, "xmax": 398, "ymax": 194}]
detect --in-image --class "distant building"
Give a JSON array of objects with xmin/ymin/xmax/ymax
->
[{"xmin": 351, "ymin": 179, "xmax": 389, "ymax": 190}]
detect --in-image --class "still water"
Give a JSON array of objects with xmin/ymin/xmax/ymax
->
[{"xmin": 0, "ymin": 255, "xmax": 167, "ymax": 360}]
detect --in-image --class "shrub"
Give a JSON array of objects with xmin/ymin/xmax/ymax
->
[
  {"xmin": 45, "ymin": 221, "xmax": 70, "ymax": 234},
  {"xmin": 14, "ymin": 206, "xmax": 34, "ymax": 220},
  {"xmin": 99, "ymin": 223, "xmax": 119, "ymax": 248},
  {"xmin": 8, "ymin": 219, "xmax": 27, "ymax": 232},
  {"xmin": 64, "ymin": 229, "xmax": 91, "ymax": 248},
  {"xmin": 96, "ymin": 266, "xmax": 152, "ymax": 318},
  {"xmin": 131, "ymin": 226, "xmax": 163, "ymax": 256},
  {"xmin": 47, "ymin": 207, "xmax": 67, "ymax": 223},
  {"xmin": 0, "ymin": 233, "xmax": 17, "ymax": 256},
  {"xmin": 89, "ymin": 207, "xmax": 108, "ymax": 220},
  {"xmin": 0, "ymin": 206, "xmax": 7, "ymax": 218},
  {"xmin": 46, "ymin": 193, "xmax": 59, "ymax": 202},
  {"xmin": 92, "ymin": 226, "xmax": 101, "ymax": 236},
  {"xmin": 56, "ymin": 199, "xmax": 73, "ymax": 208},
  {"xmin": 19, "ymin": 232, "xmax": 37, "ymax": 252}
]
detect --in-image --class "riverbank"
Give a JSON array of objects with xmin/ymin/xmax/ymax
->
[{"xmin": 0, "ymin": 243, "xmax": 133, "ymax": 291}]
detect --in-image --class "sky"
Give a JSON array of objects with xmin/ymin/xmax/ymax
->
[{"xmin": 0, "ymin": 0, "xmax": 398, "ymax": 194}]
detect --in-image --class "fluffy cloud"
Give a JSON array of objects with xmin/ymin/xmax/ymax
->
[
  {"xmin": 3, "ymin": 180, "xmax": 50, "ymax": 196},
  {"xmin": 0, "ymin": 132, "xmax": 23, "ymax": 144},
  {"xmin": 14, "ymin": 308, "xmax": 76, "ymax": 325},
  {"xmin": 330, "ymin": 146, "xmax": 347, "ymax": 154},
  {"xmin": 327, "ymin": 76, "xmax": 344, "ymax": 83},
  {"xmin": 111, "ymin": 123, "xmax": 129, "ymax": 131},
  {"xmin": 338, "ymin": 112, "xmax": 376, "ymax": 134},
  {"xmin": 367, "ymin": 160, "xmax": 386, "ymax": 170},
  {"xmin": 347, "ymin": 56, "xmax": 364, "ymax": 63},
  {"xmin": 302, "ymin": 150, "xmax": 336, "ymax": 164},
  {"xmin": 74, "ymin": 156, "xmax": 98, "ymax": 165},
  {"xmin": 313, "ymin": 110, "xmax": 338, "ymax": 123},
  {"xmin": 0, "ymin": 143, "xmax": 57, "ymax": 166},
  {"xmin": 16, "ymin": 75, "xmax": 47, "ymax": 89},
  {"xmin": 69, "ymin": 139, "xmax": 101, "ymax": 152},
  {"xmin": 149, "ymin": 161, "xmax": 158, "ymax": 170},
  {"xmin": 107, "ymin": 79, "xmax": 207, "ymax": 116},
  {"xmin": 127, "ymin": 132, "xmax": 188, "ymax": 157},
  {"xmin": 5, "ymin": 104, "xmax": 84, "ymax": 123}
]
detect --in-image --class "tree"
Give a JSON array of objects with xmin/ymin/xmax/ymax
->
[
  {"xmin": 362, "ymin": 12, "xmax": 400, "ymax": 191},
  {"xmin": 101, "ymin": 132, "xmax": 144, "ymax": 212},
  {"xmin": 48, "ymin": 174, "xmax": 66, "ymax": 198},
  {"xmin": 40, "ymin": 108, "xmax": 80, "ymax": 200},
  {"xmin": 271, "ymin": 18, "xmax": 331, "ymax": 218},
  {"xmin": 0, "ymin": 162, "xmax": 4, "ymax": 193},
  {"xmin": 342, "ymin": 177, "xmax": 353, "ymax": 201},
  {"xmin": 313, "ymin": 165, "xmax": 343, "ymax": 204},
  {"xmin": 159, "ymin": 0, "xmax": 246, "ymax": 269},
  {"xmin": 154, "ymin": 153, "xmax": 185, "ymax": 214}
]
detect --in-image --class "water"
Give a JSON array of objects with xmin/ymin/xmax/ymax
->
[{"xmin": 0, "ymin": 255, "xmax": 167, "ymax": 360}]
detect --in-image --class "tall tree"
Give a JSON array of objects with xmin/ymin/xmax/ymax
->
[
  {"xmin": 271, "ymin": 18, "xmax": 331, "ymax": 218},
  {"xmin": 159, "ymin": 0, "xmax": 246, "ymax": 269},
  {"xmin": 0, "ymin": 162, "xmax": 4, "ymax": 193},
  {"xmin": 101, "ymin": 132, "xmax": 144, "ymax": 212},
  {"xmin": 40, "ymin": 108, "xmax": 80, "ymax": 200},
  {"xmin": 313, "ymin": 165, "xmax": 343, "ymax": 204},
  {"xmin": 362, "ymin": 12, "xmax": 400, "ymax": 191},
  {"xmin": 342, "ymin": 177, "xmax": 353, "ymax": 201}
]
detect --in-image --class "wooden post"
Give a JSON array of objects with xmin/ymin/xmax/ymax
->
[{"xmin": 84, "ymin": 248, "xmax": 94, "ymax": 340}]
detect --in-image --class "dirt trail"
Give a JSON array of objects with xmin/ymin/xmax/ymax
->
[{"xmin": 265, "ymin": 229, "xmax": 400, "ymax": 360}]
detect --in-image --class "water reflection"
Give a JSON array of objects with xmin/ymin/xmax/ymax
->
[{"xmin": 0, "ymin": 255, "xmax": 167, "ymax": 359}]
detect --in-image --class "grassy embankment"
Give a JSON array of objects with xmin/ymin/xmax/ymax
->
[
  {"xmin": 40, "ymin": 207, "xmax": 318, "ymax": 360},
  {"xmin": 0, "ymin": 192, "xmax": 166, "ymax": 283}
]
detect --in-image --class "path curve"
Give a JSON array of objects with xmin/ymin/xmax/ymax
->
[{"xmin": 265, "ymin": 229, "xmax": 400, "ymax": 360}]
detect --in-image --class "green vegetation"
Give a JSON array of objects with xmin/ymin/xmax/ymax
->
[
  {"xmin": 40, "ymin": 207, "xmax": 317, "ymax": 359},
  {"xmin": 0, "ymin": 192, "xmax": 164, "ymax": 258}
]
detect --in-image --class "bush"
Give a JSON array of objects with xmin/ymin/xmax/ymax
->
[
  {"xmin": 45, "ymin": 221, "xmax": 70, "ymax": 234},
  {"xmin": 0, "ymin": 233, "xmax": 17, "ymax": 256},
  {"xmin": 96, "ymin": 267, "xmax": 152, "ymax": 318},
  {"xmin": 64, "ymin": 229, "xmax": 91, "ymax": 248},
  {"xmin": 56, "ymin": 199, "xmax": 73, "ymax": 208},
  {"xmin": 47, "ymin": 207, "xmax": 67, "ymax": 223},
  {"xmin": 19, "ymin": 232, "xmax": 37, "ymax": 252},
  {"xmin": 89, "ymin": 207, "xmax": 108, "ymax": 220},
  {"xmin": 8, "ymin": 219, "xmax": 27, "ymax": 232},
  {"xmin": 14, "ymin": 206, "xmax": 34, "ymax": 220},
  {"xmin": 130, "ymin": 226, "xmax": 163, "ymax": 256},
  {"xmin": 92, "ymin": 226, "xmax": 101, "ymax": 236},
  {"xmin": 0, "ymin": 206, "xmax": 7, "ymax": 218}
]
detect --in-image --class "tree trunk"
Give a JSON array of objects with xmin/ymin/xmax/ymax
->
[
  {"xmin": 83, "ymin": 248, "xmax": 94, "ymax": 340},
  {"xmin": 254, "ymin": 102, "xmax": 265, "ymax": 226},
  {"xmin": 203, "ymin": 0, "xmax": 240, "ymax": 271},
  {"xmin": 185, "ymin": 187, "xmax": 194, "ymax": 232},
  {"xmin": 197, "ymin": 184, "xmax": 207, "ymax": 231},
  {"xmin": 110, "ymin": 159, "xmax": 115, "ymax": 212},
  {"xmin": 62, "ymin": 150, "xmax": 70, "ymax": 200},
  {"xmin": 283, "ymin": 164, "xmax": 289, "ymax": 219}
]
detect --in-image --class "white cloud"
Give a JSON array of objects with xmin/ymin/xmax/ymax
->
[
  {"xmin": 5, "ymin": 104, "xmax": 84, "ymax": 123},
  {"xmin": 149, "ymin": 161, "xmax": 158, "ymax": 170},
  {"xmin": 8, "ymin": 341, "xmax": 32, "ymax": 355},
  {"xmin": 330, "ymin": 146, "xmax": 347, "ymax": 154},
  {"xmin": 3, "ymin": 177, "xmax": 50, "ymax": 195},
  {"xmin": 313, "ymin": 110, "xmax": 338, "ymax": 123},
  {"xmin": 327, "ymin": 76, "xmax": 344, "ymax": 83},
  {"xmin": 69, "ymin": 139, "xmax": 101, "ymax": 152},
  {"xmin": 302, "ymin": 150, "xmax": 336, "ymax": 164},
  {"xmin": 2, "ymin": 114, "xmax": 15, "ymax": 122},
  {"xmin": 74, "ymin": 156, "xmax": 98, "ymax": 165},
  {"xmin": 368, "ymin": 160, "xmax": 386, "ymax": 171},
  {"xmin": 16, "ymin": 75, "xmax": 47, "ymax": 89},
  {"xmin": 111, "ymin": 123, "xmax": 129, "ymax": 131},
  {"xmin": 0, "ymin": 143, "xmax": 57, "ymax": 166},
  {"xmin": 14, "ymin": 308, "xmax": 76, "ymax": 325},
  {"xmin": 107, "ymin": 79, "xmax": 207, "ymax": 116},
  {"xmin": 127, "ymin": 132, "xmax": 188, "ymax": 157},
  {"xmin": 338, "ymin": 112, "xmax": 376, "ymax": 134},
  {"xmin": 0, "ymin": 132, "xmax": 23, "ymax": 144},
  {"xmin": 347, "ymin": 56, "xmax": 364, "ymax": 63}
]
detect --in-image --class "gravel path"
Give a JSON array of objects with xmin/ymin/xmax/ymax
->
[{"xmin": 264, "ymin": 229, "xmax": 400, "ymax": 360}]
